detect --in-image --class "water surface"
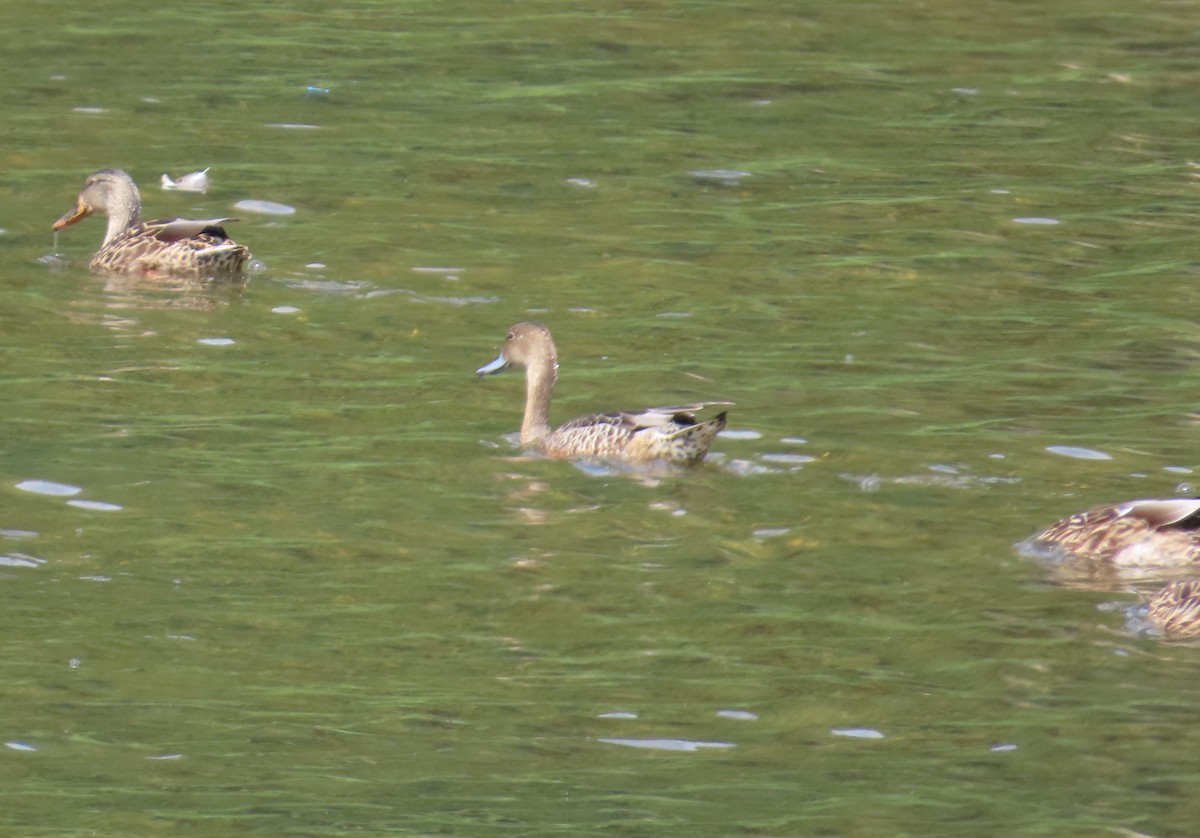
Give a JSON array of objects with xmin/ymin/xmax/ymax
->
[{"xmin": 2, "ymin": 0, "xmax": 1200, "ymax": 835}]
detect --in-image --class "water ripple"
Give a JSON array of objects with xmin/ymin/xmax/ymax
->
[
  {"xmin": 598, "ymin": 737, "xmax": 735, "ymax": 752},
  {"xmin": 67, "ymin": 500, "xmax": 123, "ymax": 512},
  {"xmin": 16, "ymin": 479, "xmax": 82, "ymax": 497},
  {"xmin": 0, "ymin": 553, "xmax": 46, "ymax": 568},
  {"xmin": 1045, "ymin": 445, "xmax": 1112, "ymax": 461},
  {"xmin": 831, "ymin": 727, "xmax": 885, "ymax": 739},
  {"xmin": 234, "ymin": 199, "xmax": 297, "ymax": 215}
]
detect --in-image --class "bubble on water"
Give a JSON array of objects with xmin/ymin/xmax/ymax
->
[
  {"xmin": 37, "ymin": 253, "xmax": 69, "ymax": 269},
  {"xmin": 719, "ymin": 429, "xmax": 762, "ymax": 441},
  {"xmin": 0, "ymin": 554, "xmax": 45, "ymax": 568},
  {"xmin": 1045, "ymin": 445, "xmax": 1111, "ymax": 461},
  {"xmin": 66, "ymin": 499, "xmax": 123, "ymax": 512},
  {"xmin": 687, "ymin": 169, "xmax": 752, "ymax": 183},
  {"xmin": 857, "ymin": 475, "xmax": 882, "ymax": 492},
  {"xmin": 1013, "ymin": 216, "xmax": 1061, "ymax": 225},
  {"xmin": 599, "ymin": 737, "xmax": 735, "ymax": 752},
  {"xmin": 831, "ymin": 727, "xmax": 885, "ymax": 739},
  {"xmin": 722, "ymin": 459, "xmax": 780, "ymax": 476},
  {"xmin": 718, "ymin": 709, "xmax": 758, "ymax": 721},
  {"xmin": 16, "ymin": 480, "xmax": 81, "ymax": 497},
  {"xmin": 760, "ymin": 453, "xmax": 814, "ymax": 465},
  {"xmin": 235, "ymin": 199, "xmax": 296, "ymax": 215}
]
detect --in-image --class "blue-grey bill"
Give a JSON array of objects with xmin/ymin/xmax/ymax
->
[{"xmin": 476, "ymin": 354, "xmax": 508, "ymax": 376}]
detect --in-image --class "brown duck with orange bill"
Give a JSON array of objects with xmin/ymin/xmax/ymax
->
[{"xmin": 53, "ymin": 168, "xmax": 249, "ymax": 279}]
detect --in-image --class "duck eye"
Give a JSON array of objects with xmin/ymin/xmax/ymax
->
[{"xmin": 506, "ymin": 331, "xmax": 515, "ymax": 340}]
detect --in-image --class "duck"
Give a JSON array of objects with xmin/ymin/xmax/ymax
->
[
  {"xmin": 1020, "ymin": 498, "xmax": 1200, "ymax": 568},
  {"xmin": 1140, "ymin": 579, "xmax": 1200, "ymax": 638},
  {"xmin": 52, "ymin": 168, "xmax": 249, "ymax": 279},
  {"xmin": 476, "ymin": 321, "xmax": 729, "ymax": 464}
]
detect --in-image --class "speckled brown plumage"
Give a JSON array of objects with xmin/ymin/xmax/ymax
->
[
  {"xmin": 1142, "ymin": 579, "xmax": 1200, "ymax": 637},
  {"xmin": 476, "ymin": 322, "xmax": 729, "ymax": 465},
  {"xmin": 53, "ymin": 168, "xmax": 249, "ymax": 279},
  {"xmin": 1022, "ymin": 499, "xmax": 1200, "ymax": 568},
  {"xmin": 539, "ymin": 404, "xmax": 728, "ymax": 464}
]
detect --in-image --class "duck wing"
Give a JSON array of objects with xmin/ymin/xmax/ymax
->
[
  {"xmin": 613, "ymin": 401, "xmax": 734, "ymax": 431},
  {"xmin": 143, "ymin": 217, "xmax": 239, "ymax": 243},
  {"xmin": 1113, "ymin": 499, "xmax": 1200, "ymax": 530}
]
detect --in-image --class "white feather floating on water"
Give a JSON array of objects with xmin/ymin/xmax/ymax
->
[{"xmin": 161, "ymin": 167, "xmax": 210, "ymax": 193}]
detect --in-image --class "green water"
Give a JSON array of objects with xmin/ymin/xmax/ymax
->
[{"xmin": 2, "ymin": 0, "xmax": 1200, "ymax": 835}]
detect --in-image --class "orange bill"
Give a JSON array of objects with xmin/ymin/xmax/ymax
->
[{"xmin": 52, "ymin": 200, "xmax": 91, "ymax": 231}]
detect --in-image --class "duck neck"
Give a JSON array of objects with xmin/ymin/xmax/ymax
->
[
  {"xmin": 103, "ymin": 182, "xmax": 142, "ymax": 245},
  {"xmin": 521, "ymin": 355, "xmax": 556, "ymax": 445}
]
